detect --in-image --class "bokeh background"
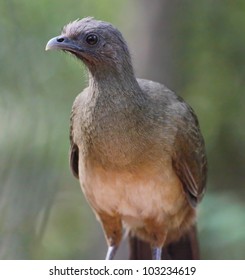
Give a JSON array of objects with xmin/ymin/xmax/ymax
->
[{"xmin": 0, "ymin": 0, "xmax": 244, "ymax": 259}]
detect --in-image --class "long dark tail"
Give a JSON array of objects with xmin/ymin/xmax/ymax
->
[{"xmin": 129, "ymin": 225, "xmax": 200, "ymax": 260}]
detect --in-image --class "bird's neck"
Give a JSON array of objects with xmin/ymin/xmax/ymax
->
[
  {"xmin": 84, "ymin": 67, "xmax": 148, "ymax": 169},
  {"xmin": 87, "ymin": 64, "xmax": 145, "ymax": 104}
]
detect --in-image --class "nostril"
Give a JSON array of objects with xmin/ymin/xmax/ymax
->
[{"xmin": 57, "ymin": 37, "xmax": 65, "ymax": 43}]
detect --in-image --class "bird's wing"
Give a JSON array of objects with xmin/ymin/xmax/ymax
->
[
  {"xmin": 137, "ymin": 78, "xmax": 207, "ymax": 207},
  {"xmin": 172, "ymin": 105, "xmax": 207, "ymax": 208},
  {"xmin": 69, "ymin": 104, "xmax": 79, "ymax": 179}
]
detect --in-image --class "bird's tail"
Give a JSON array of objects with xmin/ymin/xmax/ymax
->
[{"xmin": 128, "ymin": 224, "xmax": 200, "ymax": 260}]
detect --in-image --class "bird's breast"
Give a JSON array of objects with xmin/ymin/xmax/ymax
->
[
  {"xmin": 79, "ymin": 158, "xmax": 187, "ymax": 230},
  {"xmin": 75, "ymin": 100, "xmax": 150, "ymax": 168}
]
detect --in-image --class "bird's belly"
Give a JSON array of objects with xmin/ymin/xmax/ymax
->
[{"xmin": 80, "ymin": 160, "xmax": 186, "ymax": 229}]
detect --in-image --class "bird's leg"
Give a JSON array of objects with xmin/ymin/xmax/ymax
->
[
  {"xmin": 98, "ymin": 213, "xmax": 122, "ymax": 260},
  {"xmin": 152, "ymin": 247, "xmax": 162, "ymax": 260},
  {"xmin": 105, "ymin": 245, "xmax": 118, "ymax": 260},
  {"xmin": 144, "ymin": 219, "xmax": 167, "ymax": 260}
]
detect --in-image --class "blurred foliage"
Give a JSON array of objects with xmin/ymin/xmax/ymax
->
[{"xmin": 0, "ymin": 0, "xmax": 244, "ymax": 259}]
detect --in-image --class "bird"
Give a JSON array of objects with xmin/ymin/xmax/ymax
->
[{"xmin": 45, "ymin": 17, "xmax": 207, "ymax": 260}]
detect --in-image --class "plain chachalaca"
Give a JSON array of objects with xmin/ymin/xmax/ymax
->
[{"xmin": 46, "ymin": 17, "xmax": 207, "ymax": 260}]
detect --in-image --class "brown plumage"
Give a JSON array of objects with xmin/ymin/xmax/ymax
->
[
  {"xmin": 46, "ymin": 17, "xmax": 207, "ymax": 260},
  {"xmin": 129, "ymin": 224, "xmax": 200, "ymax": 260}
]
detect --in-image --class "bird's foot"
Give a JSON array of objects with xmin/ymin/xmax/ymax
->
[
  {"xmin": 152, "ymin": 247, "xmax": 162, "ymax": 260},
  {"xmin": 105, "ymin": 245, "xmax": 118, "ymax": 260}
]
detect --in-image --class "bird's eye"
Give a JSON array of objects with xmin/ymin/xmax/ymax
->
[{"xmin": 85, "ymin": 34, "xmax": 98, "ymax": 45}]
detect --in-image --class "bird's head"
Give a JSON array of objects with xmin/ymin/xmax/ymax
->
[{"xmin": 46, "ymin": 17, "xmax": 132, "ymax": 74}]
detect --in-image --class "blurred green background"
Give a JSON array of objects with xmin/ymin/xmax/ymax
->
[{"xmin": 0, "ymin": 0, "xmax": 244, "ymax": 259}]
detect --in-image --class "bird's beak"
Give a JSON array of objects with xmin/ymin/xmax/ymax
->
[{"xmin": 45, "ymin": 36, "xmax": 82, "ymax": 53}]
